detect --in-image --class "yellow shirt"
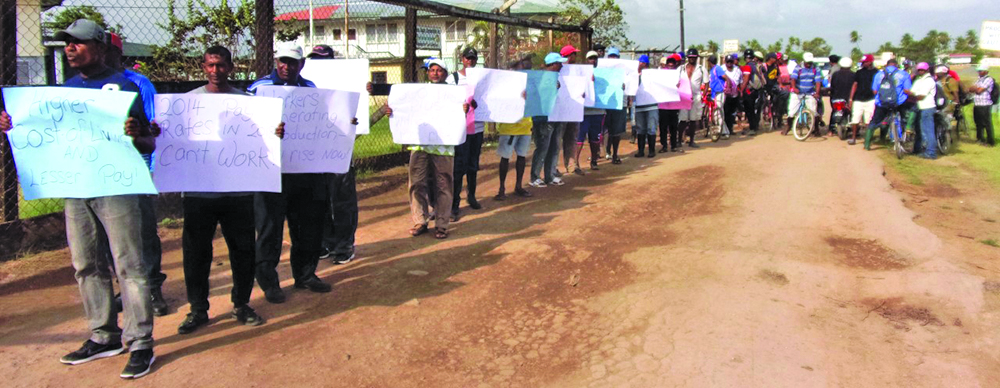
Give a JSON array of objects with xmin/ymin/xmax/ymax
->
[{"xmin": 498, "ymin": 117, "xmax": 533, "ymax": 136}]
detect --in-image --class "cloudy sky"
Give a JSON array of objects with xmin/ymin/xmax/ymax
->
[{"xmin": 619, "ymin": 0, "xmax": 1000, "ymax": 54}]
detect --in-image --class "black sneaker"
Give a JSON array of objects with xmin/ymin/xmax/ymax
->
[
  {"xmin": 150, "ymin": 287, "xmax": 169, "ymax": 317},
  {"xmin": 293, "ymin": 277, "xmax": 332, "ymax": 293},
  {"xmin": 332, "ymin": 252, "xmax": 355, "ymax": 265},
  {"xmin": 177, "ymin": 312, "xmax": 209, "ymax": 334},
  {"xmin": 264, "ymin": 287, "xmax": 286, "ymax": 304},
  {"xmin": 60, "ymin": 340, "xmax": 125, "ymax": 365},
  {"xmin": 232, "ymin": 306, "xmax": 265, "ymax": 326},
  {"xmin": 120, "ymin": 349, "xmax": 155, "ymax": 379},
  {"xmin": 318, "ymin": 248, "xmax": 334, "ymax": 259}
]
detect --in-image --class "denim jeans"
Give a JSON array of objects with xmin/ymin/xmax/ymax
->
[
  {"xmin": 138, "ymin": 195, "xmax": 165, "ymax": 288},
  {"xmin": 548, "ymin": 123, "xmax": 564, "ymax": 179},
  {"xmin": 182, "ymin": 195, "xmax": 256, "ymax": 312},
  {"xmin": 322, "ymin": 168, "xmax": 358, "ymax": 256},
  {"xmin": 634, "ymin": 109, "xmax": 659, "ymax": 136},
  {"xmin": 255, "ymin": 174, "xmax": 328, "ymax": 288},
  {"xmin": 917, "ymin": 108, "xmax": 936, "ymax": 158},
  {"xmin": 531, "ymin": 117, "xmax": 557, "ymax": 183},
  {"xmin": 65, "ymin": 195, "xmax": 153, "ymax": 351}
]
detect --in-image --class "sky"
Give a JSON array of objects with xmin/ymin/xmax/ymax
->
[{"xmin": 618, "ymin": 0, "xmax": 1000, "ymax": 54}]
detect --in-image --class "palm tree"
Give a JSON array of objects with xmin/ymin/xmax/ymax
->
[{"xmin": 849, "ymin": 30, "xmax": 861, "ymax": 51}]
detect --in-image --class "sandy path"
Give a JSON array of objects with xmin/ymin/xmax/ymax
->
[{"xmin": 1, "ymin": 132, "xmax": 997, "ymax": 387}]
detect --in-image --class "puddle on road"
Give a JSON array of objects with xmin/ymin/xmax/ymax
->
[{"xmin": 825, "ymin": 236, "xmax": 910, "ymax": 270}]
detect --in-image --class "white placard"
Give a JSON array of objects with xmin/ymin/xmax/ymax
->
[
  {"xmin": 549, "ymin": 75, "xmax": 587, "ymax": 122},
  {"xmin": 635, "ymin": 69, "xmax": 681, "ymax": 106},
  {"xmin": 466, "ymin": 68, "xmax": 527, "ymax": 123},
  {"xmin": 560, "ymin": 64, "xmax": 596, "ymax": 106},
  {"xmin": 388, "ymin": 84, "xmax": 468, "ymax": 146},
  {"xmin": 598, "ymin": 58, "xmax": 640, "ymax": 95},
  {"xmin": 152, "ymin": 93, "xmax": 283, "ymax": 193},
  {"xmin": 300, "ymin": 58, "xmax": 370, "ymax": 135},
  {"xmin": 255, "ymin": 85, "xmax": 360, "ymax": 174},
  {"xmin": 981, "ymin": 20, "xmax": 1000, "ymax": 52},
  {"xmin": 723, "ymin": 39, "xmax": 740, "ymax": 53}
]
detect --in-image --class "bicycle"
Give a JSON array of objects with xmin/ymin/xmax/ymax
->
[
  {"xmin": 701, "ymin": 92, "xmax": 723, "ymax": 141},
  {"xmin": 934, "ymin": 110, "xmax": 953, "ymax": 155},
  {"xmin": 757, "ymin": 91, "xmax": 773, "ymax": 132},
  {"xmin": 790, "ymin": 93, "xmax": 818, "ymax": 141},
  {"xmin": 873, "ymin": 106, "xmax": 913, "ymax": 159},
  {"xmin": 708, "ymin": 93, "xmax": 729, "ymax": 142}
]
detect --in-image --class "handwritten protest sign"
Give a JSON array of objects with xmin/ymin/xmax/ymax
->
[
  {"xmin": 255, "ymin": 86, "xmax": 359, "ymax": 173},
  {"xmin": 560, "ymin": 64, "xmax": 596, "ymax": 106},
  {"xmin": 658, "ymin": 72, "xmax": 693, "ymax": 110},
  {"xmin": 593, "ymin": 68, "xmax": 625, "ymax": 110},
  {"xmin": 466, "ymin": 68, "xmax": 527, "ymax": 123},
  {"xmin": 2, "ymin": 87, "xmax": 157, "ymax": 200},
  {"xmin": 152, "ymin": 93, "xmax": 282, "ymax": 192},
  {"xmin": 521, "ymin": 70, "xmax": 559, "ymax": 117},
  {"xmin": 388, "ymin": 84, "xmax": 467, "ymax": 146},
  {"xmin": 597, "ymin": 58, "xmax": 640, "ymax": 95},
  {"xmin": 300, "ymin": 58, "xmax": 370, "ymax": 135},
  {"xmin": 549, "ymin": 75, "xmax": 587, "ymax": 122},
  {"xmin": 635, "ymin": 69, "xmax": 681, "ymax": 106}
]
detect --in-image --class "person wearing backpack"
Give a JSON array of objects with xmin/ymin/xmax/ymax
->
[
  {"xmin": 739, "ymin": 49, "xmax": 765, "ymax": 136},
  {"xmin": 968, "ymin": 64, "xmax": 996, "ymax": 146},
  {"xmin": 863, "ymin": 58, "xmax": 912, "ymax": 150}
]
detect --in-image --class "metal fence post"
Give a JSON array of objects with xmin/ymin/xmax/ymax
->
[
  {"xmin": 0, "ymin": 0, "xmax": 19, "ymax": 222},
  {"xmin": 254, "ymin": 0, "xmax": 275, "ymax": 78}
]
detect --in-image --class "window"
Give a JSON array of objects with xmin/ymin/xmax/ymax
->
[
  {"xmin": 447, "ymin": 21, "xmax": 466, "ymax": 41},
  {"xmin": 332, "ymin": 28, "xmax": 342, "ymax": 41},
  {"xmin": 348, "ymin": 29, "xmax": 357, "ymax": 40},
  {"xmin": 365, "ymin": 23, "xmax": 398, "ymax": 43},
  {"xmin": 371, "ymin": 71, "xmax": 387, "ymax": 84}
]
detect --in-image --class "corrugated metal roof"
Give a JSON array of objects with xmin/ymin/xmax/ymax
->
[{"xmin": 275, "ymin": 0, "xmax": 561, "ymax": 21}]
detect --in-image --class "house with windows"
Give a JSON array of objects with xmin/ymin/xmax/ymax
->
[{"xmin": 273, "ymin": 0, "xmax": 562, "ymax": 82}]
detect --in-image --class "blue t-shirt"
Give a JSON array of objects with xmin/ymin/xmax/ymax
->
[
  {"xmin": 790, "ymin": 66, "xmax": 823, "ymax": 94},
  {"xmin": 64, "ymin": 68, "xmax": 151, "ymax": 168},
  {"xmin": 122, "ymin": 69, "xmax": 157, "ymax": 122},
  {"xmin": 871, "ymin": 66, "xmax": 912, "ymax": 107},
  {"xmin": 709, "ymin": 65, "xmax": 727, "ymax": 97}
]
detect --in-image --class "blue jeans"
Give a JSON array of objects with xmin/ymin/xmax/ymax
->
[
  {"xmin": 917, "ymin": 108, "xmax": 936, "ymax": 158},
  {"xmin": 65, "ymin": 195, "xmax": 153, "ymax": 351},
  {"xmin": 531, "ymin": 117, "xmax": 558, "ymax": 183},
  {"xmin": 634, "ymin": 109, "xmax": 659, "ymax": 136}
]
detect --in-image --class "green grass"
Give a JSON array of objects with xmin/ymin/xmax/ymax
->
[
  {"xmin": 981, "ymin": 239, "xmax": 1000, "ymax": 248},
  {"xmin": 354, "ymin": 118, "xmax": 401, "ymax": 159},
  {"xmin": 18, "ymin": 195, "xmax": 64, "ymax": 219}
]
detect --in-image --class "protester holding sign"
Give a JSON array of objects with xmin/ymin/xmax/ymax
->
[
  {"xmin": 495, "ymin": 57, "xmax": 534, "ymax": 201},
  {"xmin": 530, "ymin": 53, "xmax": 568, "ymax": 188},
  {"xmin": 680, "ymin": 49, "xmax": 704, "ymax": 149},
  {"xmin": 603, "ymin": 48, "xmax": 628, "ymax": 164},
  {"xmin": 0, "ymin": 19, "xmax": 157, "ymax": 379},
  {"xmin": 447, "ymin": 47, "xmax": 484, "ymax": 222},
  {"xmin": 578, "ymin": 51, "xmax": 605, "ymax": 171},
  {"xmin": 247, "ymin": 45, "xmax": 332, "ymax": 302},
  {"xmin": 633, "ymin": 55, "xmax": 659, "ymax": 158},
  {"xmin": 559, "ymin": 45, "xmax": 583, "ymax": 176},
  {"xmin": 657, "ymin": 54, "xmax": 682, "ymax": 153}
]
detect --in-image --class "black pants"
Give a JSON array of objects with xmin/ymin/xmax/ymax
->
[
  {"xmin": 742, "ymin": 90, "xmax": 761, "ymax": 131},
  {"xmin": 255, "ymin": 174, "xmax": 328, "ymax": 288},
  {"xmin": 322, "ymin": 168, "xmax": 358, "ymax": 256},
  {"xmin": 182, "ymin": 195, "xmax": 256, "ymax": 312},
  {"xmin": 658, "ymin": 109, "xmax": 679, "ymax": 148},
  {"xmin": 453, "ymin": 132, "xmax": 483, "ymax": 209},
  {"xmin": 723, "ymin": 95, "xmax": 740, "ymax": 133},
  {"xmin": 974, "ymin": 106, "xmax": 996, "ymax": 145},
  {"xmin": 138, "ymin": 195, "xmax": 165, "ymax": 288}
]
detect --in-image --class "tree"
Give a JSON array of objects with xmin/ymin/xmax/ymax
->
[
  {"xmin": 849, "ymin": 30, "xmax": 861, "ymax": 51},
  {"xmin": 766, "ymin": 39, "xmax": 783, "ymax": 54},
  {"xmin": 785, "ymin": 36, "xmax": 800, "ymax": 54},
  {"xmin": 876, "ymin": 41, "xmax": 895, "ymax": 54},
  {"xmin": 801, "ymin": 37, "xmax": 831, "ymax": 57},
  {"xmin": 850, "ymin": 47, "xmax": 863, "ymax": 62},
  {"xmin": 745, "ymin": 39, "xmax": 764, "ymax": 53},
  {"xmin": 275, "ymin": 18, "xmax": 308, "ymax": 42},
  {"xmin": 44, "ymin": 5, "xmax": 124, "ymax": 38},
  {"xmin": 560, "ymin": 0, "xmax": 633, "ymax": 49},
  {"xmin": 149, "ymin": 0, "xmax": 256, "ymax": 81},
  {"xmin": 706, "ymin": 40, "xmax": 720, "ymax": 54}
]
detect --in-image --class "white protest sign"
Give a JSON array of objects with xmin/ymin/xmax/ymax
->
[
  {"xmin": 2, "ymin": 87, "xmax": 158, "ymax": 199},
  {"xmin": 255, "ymin": 86, "xmax": 359, "ymax": 173},
  {"xmin": 466, "ymin": 68, "xmax": 527, "ymax": 123},
  {"xmin": 560, "ymin": 64, "xmax": 596, "ymax": 106},
  {"xmin": 388, "ymin": 84, "xmax": 468, "ymax": 146},
  {"xmin": 549, "ymin": 75, "xmax": 587, "ymax": 122},
  {"xmin": 300, "ymin": 58, "xmax": 370, "ymax": 135},
  {"xmin": 635, "ymin": 69, "xmax": 681, "ymax": 106},
  {"xmin": 598, "ymin": 58, "xmax": 640, "ymax": 95},
  {"xmin": 152, "ymin": 93, "xmax": 283, "ymax": 193}
]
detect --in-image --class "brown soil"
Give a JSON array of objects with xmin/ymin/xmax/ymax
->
[{"xmin": 825, "ymin": 236, "xmax": 910, "ymax": 270}]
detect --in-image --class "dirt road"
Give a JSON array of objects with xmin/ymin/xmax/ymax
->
[{"xmin": 2, "ymin": 132, "xmax": 999, "ymax": 387}]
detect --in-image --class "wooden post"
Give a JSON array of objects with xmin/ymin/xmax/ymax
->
[
  {"xmin": 0, "ymin": 0, "xmax": 19, "ymax": 222},
  {"xmin": 403, "ymin": 7, "xmax": 417, "ymax": 83},
  {"xmin": 254, "ymin": 0, "xmax": 275, "ymax": 78},
  {"xmin": 488, "ymin": 21, "xmax": 498, "ymax": 68}
]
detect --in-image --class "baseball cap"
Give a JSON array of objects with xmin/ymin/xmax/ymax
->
[
  {"xmin": 802, "ymin": 52, "xmax": 814, "ymax": 62},
  {"xmin": 659, "ymin": 57, "xmax": 667, "ymax": 65},
  {"xmin": 839, "ymin": 57, "xmax": 853, "ymax": 68},
  {"xmin": 54, "ymin": 19, "xmax": 107, "ymax": 43},
  {"xmin": 462, "ymin": 47, "xmax": 478, "ymax": 59},
  {"xmin": 935, "ymin": 65, "xmax": 949, "ymax": 73},
  {"xmin": 607, "ymin": 47, "xmax": 620, "ymax": 57},
  {"xmin": 726, "ymin": 53, "xmax": 738, "ymax": 62},
  {"xmin": 977, "ymin": 63, "xmax": 990, "ymax": 71},
  {"xmin": 916, "ymin": 62, "xmax": 930, "ymax": 71},
  {"xmin": 544, "ymin": 52, "xmax": 568, "ymax": 65},
  {"xmin": 667, "ymin": 54, "xmax": 682, "ymax": 63},
  {"xmin": 586, "ymin": 51, "xmax": 599, "ymax": 59},
  {"xmin": 308, "ymin": 44, "xmax": 336, "ymax": 58},
  {"xmin": 560, "ymin": 45, "xmax": 580, "ymax": 57},
  {"xmin": 754, "ymin": 51, "xmax": 763, "ymax": 59},
  {"xmin": 638, "ymin": 55, "xmax": 650, "ymax": 64},
  {"xmin": 593, "ymin": 43, "xmax": 606, "ymax": 51},
  {"xmin": 861, "ymin": 54, "xmax": 874, "ymax": 63},
  {"xmin": 426, "ymin": 58, "xmax": 448, "ymax": 72},
  {"xmin": 107, "ymin": 32, "xmax": 123, "ymax": 52},
  {"xmin": 686, "ymin": 48, "xmax": 699, "ymax": 58},
  {"xmin": 275, "ymin": 45, "xmax": 304, "ymax": 60}
]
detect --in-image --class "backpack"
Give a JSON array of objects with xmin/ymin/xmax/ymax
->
[
  {"xmin": 934, "ymin": 82, "xmax": 948, "ymax": 110},
  {"xmin": 748, "ymin": 62, "xmax": 766, "ymax": 90},
  {"xmin": 452, "ymin": 72, "xmax": 461, "ymax": 85},
  {"xmin": 877, "ymin": 69, "xmax": 899, "ymax": 108},
  {"xmin": 990, "ymin": 77, "xmax": 999, "ymax": 104}
]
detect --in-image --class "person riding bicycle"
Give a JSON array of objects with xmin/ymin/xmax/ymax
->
[
  {"xmin": 762, "ymin": 53, "xmax": 786, "ymax": 126},
  {"xmin": 863, "ymin": 58, "xmax": 913, "ymax": 150},
  {"xmin": 707, "ymin": 55, "xmax": 732, "ymax": 137},
  {"xmin": 720, "ymin": 54, "xmax": 742, "ymax": 136},
  {"xmin": 785, "ymin": 52, "xmax": 823, "ymax": 135},
  {"xmin": 739, "ymin": 49, "xmax": 765, "ymax": 136}
]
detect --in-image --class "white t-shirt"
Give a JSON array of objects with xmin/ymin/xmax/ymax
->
[
  {"xmin": 447, "ymin": 70, "xmax": 486, "ymax": 134},
  {"xmin": 911, "ymin": 74, "xmax": 937, "ymax": 110}
]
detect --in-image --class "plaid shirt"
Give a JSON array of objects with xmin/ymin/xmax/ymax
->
[{"xmin": 974, "ymin": 75, "xmax": 995, "ymax": 106}]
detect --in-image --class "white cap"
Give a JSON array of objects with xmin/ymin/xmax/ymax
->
[
  {"xmin": 935, "ymin": 65, "xmax": 949, "ymax": 74},
  {"xmin": 802, "ymin": 52, "xmax": 814, "ymax": 62},
  {"xmin": 977, "ymin": 63, "xmax": 990, "ymax": 72},
  {"xmin": 275, "ymin": 45, "xmax": 304, "ymax": 60},
  {"xmin": 426, "ymin": 58, "xmax": 448, "ymax": 72},
  {"xmin": 838, "ymin": 57, "xmax": 852, "ymax": 68}
]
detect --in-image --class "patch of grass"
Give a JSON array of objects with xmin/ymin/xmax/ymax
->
[
  {"xmin": 354, "ymin": 118, "xmax": 403, "ymax": 159},
  {"xmin": 18, "ymin": 195, "xmax": 64, "ymax": 219},
  {"xmin": 981, "ymin": 239, "xmax": 1000, "ymax": 248},
  {"xmin": 879, "ymin": 151, "xmax": 958, "ymax": 186}
]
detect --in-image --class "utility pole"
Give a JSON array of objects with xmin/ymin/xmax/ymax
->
[
  {"xmin": 344, "ymin": 0, "xmax": 350, "ymax": 57},
  {"xmin": 308, "ymin": 0, "xmax": 314, "ymax": 47},
  {"xmin": 679, "ymin": 0, "xmax": 685, "ymax": 52}
]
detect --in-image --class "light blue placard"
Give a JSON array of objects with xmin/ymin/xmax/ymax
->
[
  {"xmin": 2, "ymin": 86, "xmax": 158, "ymax": 200},
  {"xmin": 593, "ymin": 68, "xmax": 625, "ymax": 110},
  {"xmin": 521, "ymin": 70, "xmax": 559, "ymax": 117}
]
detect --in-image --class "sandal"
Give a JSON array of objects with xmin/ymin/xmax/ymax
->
[
  {"xmin": 409, "ymin": 224, "xmax": 428, "ymax": 237},
  {"xmin": 434, "ymin": 228, "xmax": 449, "ymax": 239}
]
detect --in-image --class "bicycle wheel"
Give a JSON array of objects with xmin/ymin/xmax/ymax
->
[
  {"xmin": 792, "ymin": 110, "xmax": 814, "ymax": 141},
  {"xmin": 837, "ymin": 123, "xmax": 847, "ymax": 140},
  {"xmin": 937, "ymin": 126, "xmax": 952, "ymax": 155},
  {"xmin": 711, "ymin": 106, "xmax": 724, "ymax": 142},
  {"xmin": 890, "ymin": 119, "xmax": 906, "ymax": 159},
  {"xmin": 956, "ymin": 114, "xmax": 968, "ymax": 140}
]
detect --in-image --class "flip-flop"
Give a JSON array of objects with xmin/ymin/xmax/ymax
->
[{"xmin": 434, "ymin": 228, "xmax": 448, "ymax": 239}]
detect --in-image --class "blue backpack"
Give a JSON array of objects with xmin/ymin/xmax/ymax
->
[{"xmin": 878, "ymin": 69, "xmax": 898, "ymax": 107}]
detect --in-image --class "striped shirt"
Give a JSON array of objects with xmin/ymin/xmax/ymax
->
[{"xmin": 974, "ymin": 75, "xmax": 995, "ymax": 106}]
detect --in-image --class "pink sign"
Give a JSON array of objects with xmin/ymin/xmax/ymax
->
[{"xmin": 658, "ymin": 73, "xmax": 692, "ymax": 110}]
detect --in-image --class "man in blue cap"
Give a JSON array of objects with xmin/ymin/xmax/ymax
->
[
  {"xmin": 529, "ymin": 53, "xmax": 568, "ymax": 187},
  {"xmin": 634, "ymin": 54, "xmax": 658, "ymax": 157}
]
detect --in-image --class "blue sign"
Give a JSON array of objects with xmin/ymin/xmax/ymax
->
[
  {"xmin": 521, "ymin": 70, "xmax": 559, "ymax": 117},
  {"xmin": 593, "ymin": 68, "xmax": 625, "ymax": 110}
]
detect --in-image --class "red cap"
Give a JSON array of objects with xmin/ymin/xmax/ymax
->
[
  {"xmin": 560, "ymin": 45, "xmax": 580, "ymax": 57},
  {"xmin": 861, "ymin": 54, "xmax": 874, "ymax": 63},
  {"xmin": 109, "ymin": 33, "xmax": 123, "ymax": 52},
  {"xmin": 668, "ymin": 54, "xmax": 682, "ymax": 62}
]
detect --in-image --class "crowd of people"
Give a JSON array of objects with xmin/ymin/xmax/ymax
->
[{"xmin": 0, "ymin": 17, "xmax": 996, "ymax": 379}]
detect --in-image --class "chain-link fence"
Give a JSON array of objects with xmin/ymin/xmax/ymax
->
[{"xmin": 0, "ymin": 0, "xmax": 590, "ymax": 259}]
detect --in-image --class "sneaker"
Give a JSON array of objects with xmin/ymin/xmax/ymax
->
[
  {"xmin": 550, "ymin": 177, "xmax": 565, "ymax": 186},
  {"xmin": 332, "ymin": 251, "xmax": 355, "ymax": 265},
  {"xmin": 318, "ymin": 248, "xmax": 334, "ymax": 259},
  {"xmin": 528, "ymin": 179, "xmax": 547, "ymax": 188},
  {"xmin": 514, "ymin": 188, "xmax": 533, "ymax": 197},
  {"xmin": 605, "ymin": 154, "xmax": 612, "ymax": 161},
  {"xmin": 688, "ymin": 142, "xmax": 700, "ymax": 149},
  {"xmin": 573, "ymin": 167, "xmax": 585, "ymax": 176},
  {"xmin": 294, "ymin": 277, "xmax": 332, "ymax": 293},
  {"xmin": 120, "ymin": 349, "xmax": 155, "ymax": 379},
  {"xmin": 177, "ymin": 312, "xmax": 209, "ymax": 334},
  {"xmin": 60, "ymin": 340, "xmax": 125, "ymax": 365},
  {"xmin": 264, "ymin": 287, "xmax": 286, "ymax": 304},
  {"xmin": 150, "ymin": 287, "xmax": 169, "ymax": 317},
  {"xmin": 848, "ymin": 139, "xmax": 856, "ymax": 145},
  {"xmin": 232, "ymin": 305, "xmax": 265, "ymax": 326}
]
